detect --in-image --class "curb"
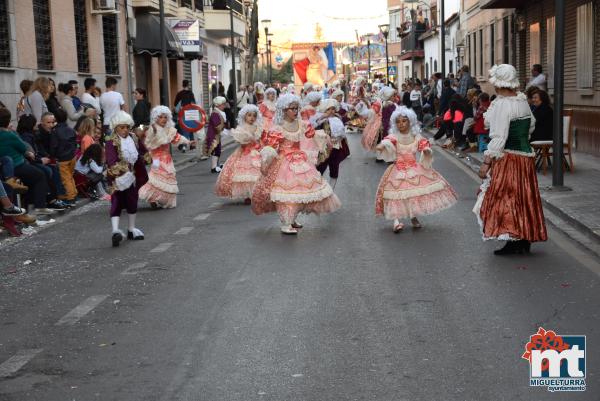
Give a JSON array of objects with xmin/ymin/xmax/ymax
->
[{"xmin": 437, "ymin": 145, "xmax": 600, "ymax": 251}]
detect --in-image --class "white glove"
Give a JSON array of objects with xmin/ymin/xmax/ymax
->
[{"xmin": 152, "ymin": 159, "xmax": 160, "ymax": 169}]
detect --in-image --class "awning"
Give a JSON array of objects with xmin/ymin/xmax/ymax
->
[{"xmin": 134, "ymin": 14, "xmax": 185, "ymax": 59}]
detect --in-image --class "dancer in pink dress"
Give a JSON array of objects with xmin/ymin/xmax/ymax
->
[
  {"xmin": 258, "ymin": 88, "xmax": 277, "ymax": 132},
  {"xmin": 360, "ymin": 99, "xmax": 382, "ymax": 151},
  {"xmin": 252, "ymin": 94, "xmax": 341, "ymax": 235},
  {"xmin": 138, "ymin": 106, "xmax": 194, "ymax": 209},
  {"xmin": 215, "ymin": 105, "xmax": 262, "ymax": 203},
  {"xmin": 375, "ymin": 107, "xmax": 457, "ymax": 233}
]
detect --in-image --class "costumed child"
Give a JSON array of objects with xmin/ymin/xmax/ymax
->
[
  {"xmin": 375, "ymin": 107, "xmax": 457, "ymax": 233},
  {"xmin": 332, "ymin": 89, "xmax": 352, "ymax": 124},
  {"xmin": 105, "ymin": 111, "xmax": 150, "ymax": 247},
  {"xmin": 138, "ymin": 106, "xmax": 194, "ymax": 209},
  {"xmin": 299, "ymin": 91, "xmax": 323, "ymax": 165},
  {"xmin": 205, "ymin": 96, "xmax": 228, "ymax": 173},
  {"xmin": 251, "ymin": 94, "xmax": 341, "ymax": 235},
  {"xmin": 259, "ymin": 88, "xmax": 277, "ymax": 131},
  {"xmin": 215, "ymin": 104, "xmax": 262, "ymax": 203},
  {"xmin": 359, "ymin": 96, "xmax": 382, "ymax": 153},
  {"xmin": 254, "ymin": 82, "xmax": 265, "ymax": 104},
  {"xmin": 312, "ymin": 99, "xmax": 350, "ymax": 189}
]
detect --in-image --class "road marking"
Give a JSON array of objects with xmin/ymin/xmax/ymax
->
[
  {"xmin": 121, "ymin": 262, "xmax": 149, "ymax": 275},
  {"xmin": 174, "ymin": 227, "xmax": 194, "ymax": 235},
  {"xmin": 193, "ymin": 213, "xmax": 211, "ymax": 221},
  {"xmin": 55, "ymin": 295, "xmax": 108, "ymax": 326},
  {"xmin": 151, "ymin": 242, "xmax": 174, "ymax": 253},
  {"xmin": 0, "ymin": 349, "xmax": 43, "ymax": 378}
]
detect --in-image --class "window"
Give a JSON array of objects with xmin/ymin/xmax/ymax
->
[
  {"xmin": 390, "ymin": 11, "xmax": 401, "ymax": 42},
  {"xmin": 426, "ymin": 62, "xmax": 429, "ymax": 78},
  {"xmin": 546, "ymin": 16, "xmax": 555, "ymax": 89},
  {"xmin": 102, "ymin": 14, "xmax": 119, "ymax": 75},
  {"xmin": 194, "ymin": 0, "xmax": 203, "ymax": 11},
  {"xmin": 472, "ymin": 32, "xmax": 477, "ymax": 73},
  {"xmin": 576, "ymin": 2, "xmax": 594, "ymax": 88},
  {"xmin": 433, "ymin": 60, "xmax": 437, "ymax": 73},
  {"xmin": 0, "ymin": 0, "xmax": 10, "ymax": 67},
  {"xmin": 490, "ymin": 23, "xmax": 495, "ymax": 67},
  {"xmin": 503, "ymin": 16, "xmax": 510, "ymax": 64},
  {"xmin": 449, "ymin": 60, "xmax": 453, "ymax": 75},
  {"xmin": 478, "ymin": 29, "xmax": 483, "ymax": 76},
  {"xmin": 33, "ymin": 0, "xmax": 53, "ymax": 70},
  {"xmin": 529, "ymin": 22, "xmax": 541, "ymax": 68},
  {"xmin": 73, "ymin": 0, "xmax": 89, "ymax": 73},
  {"xmin": 180, "ymin": 0, "xmax": 192, "ymax": 8}
]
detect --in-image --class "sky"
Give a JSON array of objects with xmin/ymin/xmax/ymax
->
[{"xmin": 258, "ymin": 0, "xmax": 388, "ymax": 48}]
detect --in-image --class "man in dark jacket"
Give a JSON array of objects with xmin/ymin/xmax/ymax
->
[{"xmin": 50, "ymin": 109, "xmax": 78, "ymax": 203}]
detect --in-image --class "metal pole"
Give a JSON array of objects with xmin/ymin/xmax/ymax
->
[
  {"xmin": 440, "ymin": 0, "xmax": 445, "ymax": 77},
  {"xmin": 552, "ymin": 0, "xmax": 565, "ymax": 187},
  {"xmin": 268, "ymin": 39, "xmax": 272, "ymax": 85},
  {"xmin": 229, "ymin": 0, "xmax": 238, "ymax": 115},
  {"xmin": 264, "ymin": 28, "xmax": 270, "ymax": 85},
  {"xmin": 159, "ymin": 0, "xmax": 169, "ymax": 106},
  {"xmin": 124, "ymin": 0, "xmax": 135, "ymax": 109},
  {"xmin": 385, "ymin": 35, "xmax": 390, "ymax": 84},
  {"xmin": 367, "ymin": 39, "xmax": 371, "ymax": 84}
]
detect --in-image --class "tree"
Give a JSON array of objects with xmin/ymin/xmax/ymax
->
[
  {"xmin": 246, "ymin": 0, "xmax": 259, "ymax": 84},
  {"xmin": 272, "ymin": 57, "xmax": 293, "ymax": 84}
]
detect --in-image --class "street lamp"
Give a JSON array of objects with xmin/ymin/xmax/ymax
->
[
  {"xmin": 379, "ymin": 23, "xmax": 390, "ymax": 84},
  {"xmin": 267, "ymin": 37, "xmax": 273, "ymax": 85},
  {"xmin": 261, "ymin": 19, "xmax": 272, "ymax": 85}
]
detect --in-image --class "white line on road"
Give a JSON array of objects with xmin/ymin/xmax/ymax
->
[
  {"xmin": 121, "ymin": 262, "xmax": 149, "ymax": 275},
  {"xmin": 0, "ymin": 349, "xmax": 43, "ymax": 378},
  {"xmin": 174, "ymin": 227, "xmax": 194, "ymax": 235},
  {"xmin": 193, "ymin": 213, "xmax": 211, "ymax": 221},
  {"xmin": 151, "ymin": 242, "xmax": 174, "ymax": 253},
  {"xmin": 56, "ymin": 295, "xmax": 108, "ymax": 326}
]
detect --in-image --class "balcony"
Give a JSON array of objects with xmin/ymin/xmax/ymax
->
[
  {"xmin": 400, "ymin": 27, "xmax": 426, "ymax": 53},
  {"xmin": 202, "ymin": 0, "xmax": 246, "ymax": 39},
  {"xmin": 130, "ymin": 0, "xmax": 179, "ymax": 16}
]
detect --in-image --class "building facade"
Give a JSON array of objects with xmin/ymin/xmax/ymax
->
[
  {"xmin": 481, "ymin": 0, "xmax": 600, "ymax": 155},
  {"xmin": 0, "ymin": 0, "xmax": 251, "ymax": 118}
]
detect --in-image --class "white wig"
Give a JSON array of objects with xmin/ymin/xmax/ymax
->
[
  {"xmin": 254, "ymin": 81, "xmax": 265, "ymax": 94},
  {"xmin": 332, "ymin": 89, "xmax": 344, "ymax": 100},
  {"xmin": 303, "ymin": 82, "xmax": 314, "ymax": 92},
  {"xmin": 265, "ymin": 87, "xmax": 277, "ymax": 98},
  {"xmin": 318, "ymin": 98, "xmax": 339, "ymax": 113},
  {"xmin": 354, "ymin": 77, "xmax": 366, "ymax": 87},
  {"xmin": 213, "ymin": 96, "xmax": 227, "ymax": 106},
  {"xmin": 110, "ymin": 110, "xmax": 134, "ymax": 131},
  {"xmin": 331, "ymin": 80, "xmax": 341, "ymax": 89},
  {"xmin": 237, "ymin": 104, "xmax": 262, "ymax": 126},
  {"xmin": 150, "ymin": 105, "xmax": 174, "ymax": 128},
  {"xmin": 275, "ymin": 94, "xmax": 301, "ymax": 125},
  {"xmin": 390, "ymin": 106, "xmax": 420, "ymax": 136},
  {"xmin": 379, "ymin": 86, "xmax": 396, "ymax": 102},
  {"xmin": 489, "ymin": 64, "xmax": 520, "ymax": 89},
  {"xmin": 305, "ymin": 91, "xmax": 322, "ymax": 105},
  {"xmin": 287, "ymin": 83, "xmax": 296, "ymax": 94}
]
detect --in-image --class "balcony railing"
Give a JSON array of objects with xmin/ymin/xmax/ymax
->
[
  {"xmin": 203, "ymin": 0, "xmax": 244, "ymax": 15},
  {"xmin": 400, "ymin": 26, "xmax": 426, "ymax": 53}
]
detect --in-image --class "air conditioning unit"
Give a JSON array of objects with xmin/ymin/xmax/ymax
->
[{"xmin": 91, "ymin": 0, "xmax": 119, "ymax": 15}]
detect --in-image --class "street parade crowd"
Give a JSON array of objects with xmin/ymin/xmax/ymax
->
[{"xmin": 0, "ymin": 63, "xmax": 548, "ymax": 255}]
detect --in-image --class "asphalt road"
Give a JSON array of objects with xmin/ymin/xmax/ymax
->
[{"xmin": 0, "ymin": 134, "xmax": 598, "ymax": 401}]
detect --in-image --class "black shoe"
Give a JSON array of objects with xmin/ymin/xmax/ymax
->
[
  {"xmin": 1, "ymin": 205, "xmax": 26, "ymax": 216},
  {"xmin": 211, "ymin": 167, "xmax": 222, "ymax": 174},
  {"xmin": 494, "ymin": 241, "xmax": 521, "ymax": 255},
  {"xmin": 127, "ymin": 231, "xmax": 144, "ymax": 240},
  {"xmin": 47, "ymin": 201, "xmax": 67, "ymax": 211},
  {"xmin": 112, "ymin": 232, "xmax": 124, "ymax": 247},
  {"xmin": 518, "ymin": 240, "xmax": 531, "ymax": 254},
  {"xmin": 375, "ymin": 159, "xmax": 384, "ymax": 163}
]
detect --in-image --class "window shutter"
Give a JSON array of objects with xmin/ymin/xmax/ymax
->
[
  {"xmin": 546, "ymin": 16, "xmax": 555, "ymax": 89},
  {"xmin": 576, "ymin": 2, "xmax": 594, "ymax": 88}
]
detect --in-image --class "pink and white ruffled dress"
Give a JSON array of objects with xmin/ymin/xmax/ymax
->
[
  {"xmin": 375, "ymin": 134, "xmax": 457, "ymax": 220},
  {"xmin": 215, "ymin": 124, "xmax": 262, "ymax": 200},
  {"xmin": 252, "ymin": 121, "xmax": 341, "ymax": 224}
]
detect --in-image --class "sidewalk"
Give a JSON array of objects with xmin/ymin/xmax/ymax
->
[{"xmin": 436, "ymin": 140, "xmax": 600, "ymax": 255}]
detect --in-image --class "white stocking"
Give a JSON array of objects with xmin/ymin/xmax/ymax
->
[
  {"xmin": 111, "ymin": 216, "xmax": 120, "ymax": 233},
  {"xmin": 127, "ymin": 213, "xmax": 136, "ymax": 231},
  {"xmin": 329, "ymin": 177, "xmax": 337, "ymax": 190},
  {"xmin": 211, "ymin": 156, "xmax": 219, "ymax": 169}
]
